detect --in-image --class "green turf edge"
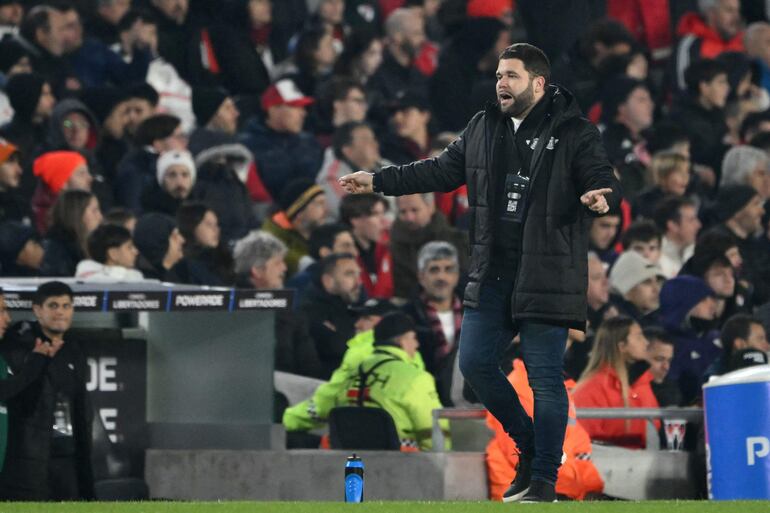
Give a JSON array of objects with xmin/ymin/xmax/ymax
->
[{"xmin": 1, "ymin": 500, "xmax": 768, "ymax": 513}]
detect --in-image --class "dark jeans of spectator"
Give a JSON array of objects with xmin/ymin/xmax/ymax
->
[{"xmin": 458, "ymin": 276, "xmax": 568, "ymax": 485}]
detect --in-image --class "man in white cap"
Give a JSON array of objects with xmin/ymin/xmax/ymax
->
[
  {"xmin": 240, "ymin": 78, "xmax": 323, "ymax": 201},
  {"xmin": 609, "ymin": 251, "xmax": 666, "ymax": 327},
  {"xmin": 140, "ymin": 149, "xmax": 196, "ymax": 216}
]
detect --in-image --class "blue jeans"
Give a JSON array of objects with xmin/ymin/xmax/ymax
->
[{"xmin": 458, "ymin": 277, "xmax": 568, "ymax": 485}]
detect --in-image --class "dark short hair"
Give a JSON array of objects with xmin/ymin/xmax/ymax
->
[
  {"xmin": 741, "ymin": 109, "xmax": 770, "ymax": 142},
  {"xmin": 339, "ymin": 193, "xmax": 388, "ymax": 225},
  {"xmin": 176, "ymin": 202, "xmax": 210, "ymax": 244},
  {"xmin": 87, "ymin": 224, "xmax": 132, "ymax": 264},
  {"xmin": 328, "ymin": 76, "xmax": 364, "ymax": 103},
  {"xmin": 317, "ymin": 252, "xmax": 357, "ymax": 278},
  {"xmin": 688, "ymin": 250, "xmax": 733, "ymax": 278},
  {"xmin": 332, "ymin": 121, "xmax": 371, "ymax": 160},
  {"xmin": 721, "ymin": 314, "xmax": 761, "ymax": 358},
  {"xmin": 749, "ymin": 131, "xmax": 770, "ymax": 152},
  {"xmin": 621, "ymin": 220, "xmax": 661, "ymax": 249},
  {"xmin": 695, "ymin": 230, "xmax": 738, "ymax": 254},
  {"xmin": 498, "ymin": 43, "xmax": 550, "ymax": 84},
  {"xmin": 21, "ymin": 6, "xmax": 53, "ymax": 43},
  {"xmin": 103, "ymin": 207, "xmax": 136, "ymax": 227},
  {"xmin": 652, "ymin": 195, "xmax": 697, "ymax": 232},
  {"xmin": 684, "ymin": 58, "xmax": 727, "ymax": 97},
  {"xmin": 643, "ymin": 122, "xmax": 690, "ymax": 155},
  {"xmin": 643, "ymin": 326, "xmax": 674, "ymax": 346},
  {"xmin": 579, "ymin": 19, "xmax": 636, "ymax": 62},
  {"xmin": 117, "ymin": 9, "xmax": 157, "ymax": 33},
  {"xmin": 134, "ymin": 114, "xmax": 180, "ymax": 146},
  {"xmin": 309, "ymin": 223, "xmax": 352, "ymax": 260},
  {"xmin": 33, "ymin": 281, "xmax": 74, "ymax": 306}
]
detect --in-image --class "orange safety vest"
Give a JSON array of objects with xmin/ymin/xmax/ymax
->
[{"xmin": 485, "ymin": 359, "xmax": 604, "ymax": 501}]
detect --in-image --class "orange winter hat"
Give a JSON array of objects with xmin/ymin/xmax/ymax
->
[{"xmin": 33, "ymin": 151, "xmax": 87, "ymax": 194}]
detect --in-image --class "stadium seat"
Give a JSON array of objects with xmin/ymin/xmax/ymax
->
[{"xmin": 328, "ymin": 406, "xmax": 401, "ymax": 450}]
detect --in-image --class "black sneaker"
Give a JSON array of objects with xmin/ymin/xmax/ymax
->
[
  {"xmin": 501, "ymin": 454, "xmax": 533, "ymax": 503},
  {"xmin": 520, "ymin": 479, "xmax": 557, "ymax": 503}
]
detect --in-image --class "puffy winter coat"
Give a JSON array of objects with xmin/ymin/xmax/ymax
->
[{"xmin": 375, "ymin": 85, "xmax": 621, "ymax": 329}]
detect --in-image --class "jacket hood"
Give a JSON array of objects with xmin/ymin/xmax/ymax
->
[
  {"xmin": 47, "ymin": 98, "xmax": 99, "ymax": 150},
  {"xmin": 675, "ymin": 12, "xmax": 742, "ymax": 43},
  {"xmin": 194, "ymin": 142, "xmax": 253, "ymax": 183},
  {"xmin": 659, "ymin": 275, "xmax": 715, "ymax": 331}
]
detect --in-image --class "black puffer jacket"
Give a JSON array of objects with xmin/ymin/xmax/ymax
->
[
  {"xmin": 0, "ymin": 321, "xmax": 93, "ymax": 500},
  {"xmin": 376, "ymin": 85, "xmax": 621, "ymax": 329}
]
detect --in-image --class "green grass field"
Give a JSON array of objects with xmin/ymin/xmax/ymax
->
[{"xmin": 1, "ymin": 502, "xmax": 768, "ymax": 513}]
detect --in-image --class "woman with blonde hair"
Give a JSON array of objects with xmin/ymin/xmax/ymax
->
[
  {"xmin": 573, "ymin": 316, "xmax": 659, "ymax": 449},
  {"xmin": 633, "ymin": 150, "xmax": 691, "ymax": 219}
]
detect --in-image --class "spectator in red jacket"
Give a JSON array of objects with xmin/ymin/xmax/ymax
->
[
  {"xmin": 673, "ymin": 0, "xmax": 745, "ymax": 92},
  {"xmin": 573, "ymin": 316, "xmax": 660, "ymax": 449}
]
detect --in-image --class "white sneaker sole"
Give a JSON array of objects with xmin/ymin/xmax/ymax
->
[
  {"xmin": 519, "ymin": 498, "xmax": 558, "ymax": 504},
  {"xmin": 502, "ymin": 486, "xmax": 530, "ymax": 503}
]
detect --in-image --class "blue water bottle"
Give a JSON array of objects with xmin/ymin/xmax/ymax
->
[{"xmin": 344, "ymin": 454, "xmax": 364, "ymax": 502}]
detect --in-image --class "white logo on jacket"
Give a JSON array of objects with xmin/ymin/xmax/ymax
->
[{"xmin": 525, "ymin": 137, "xmax": 559, "ymax": 150}]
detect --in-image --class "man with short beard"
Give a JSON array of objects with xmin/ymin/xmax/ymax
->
[
  {"xmin": 402, "ymin": 241, "xmax": 463, "ymax": 406},
  {"xmin": 141, "ymin": 149, "xmax": 195, "ymax": 216},
  {"xmin": 369, "ymin": 8, "xmax": 430, "ymax": 113},
  {"xmin": 340, "ymin": 43, "xmax": 620, "ymax": 502},
  {"xmin": 300, "ymin": 253, "xmax": 362, "ymax": 376}
]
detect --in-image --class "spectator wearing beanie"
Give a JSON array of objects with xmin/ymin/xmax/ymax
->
[
  {"xmin": 43, "ymin": 99, "xmax": 99, "ymax": 155},
  {"xmin": 114, "ymin": 113, "xmax": 185, "ymax": 213},
  {"xmin": 0, "ymin": 74, "xmax": 55, "ymax": 188},
  {"xmin": 133, "ymin": 213, "xmax": 185, "ymax": 282},
  {"xmin": 0, "ymin": 221, "xmax": 45, "ymax": 277},
  {"xmin": 141, "ymin": 150, "xmax": 196, "ymax": 217},
  {"xmin": 705, "ymin": 184, "xmax": 767, "ymax": 303},
  {"xmin": 608, "ymin": 251, "xmax": 665, "ymax": 327},
  {"xmin": 41, "ymin": 97, "xmax": 117, "ymax": 215},
  {"xmin": 0, "ymin": 138, "xmax": 30, "ymax": 225},
  {"xmin": 262, "ymin": 178, "xmax": 328, "ymax": 277},
  {"xmin": 31, "ymin": 150, "xmax": 91, "ymax": 234},
  {"xmin": 191, "ymin": 87, "xmax": 239, "ymax": 136},
  {"xmin": 600, "ymin": 76, "xmax": 654, "ymax": 199},
  {"xmin": 659, "ymin": 275, "xmax": 719, "ymax": 405},
  {"xmin": 240, "ymin": 78, "xmax": 323, "ymax": 200}
]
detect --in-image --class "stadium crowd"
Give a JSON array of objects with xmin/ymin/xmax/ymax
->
[{"xmin": 1, "ymin": 0, "xmax": 770, "ymax": 501}]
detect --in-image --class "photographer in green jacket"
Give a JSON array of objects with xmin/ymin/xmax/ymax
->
[
  {"xmin": 283, "ymin": 299, "xmax": 425, "ymax": 434},
  {"xmin": 338, "ymin": 311, "xmax": 450, "ymax": 451}
]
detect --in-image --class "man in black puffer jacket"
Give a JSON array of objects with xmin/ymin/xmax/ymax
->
[{"xmin": 340, "ymin": 43, "xmax": 621, "ymax": 502}]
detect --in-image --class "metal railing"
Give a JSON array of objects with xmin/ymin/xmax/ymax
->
[{"xmin": 431, "ymin": 407, "xmax": 703, "ymax": 452}]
